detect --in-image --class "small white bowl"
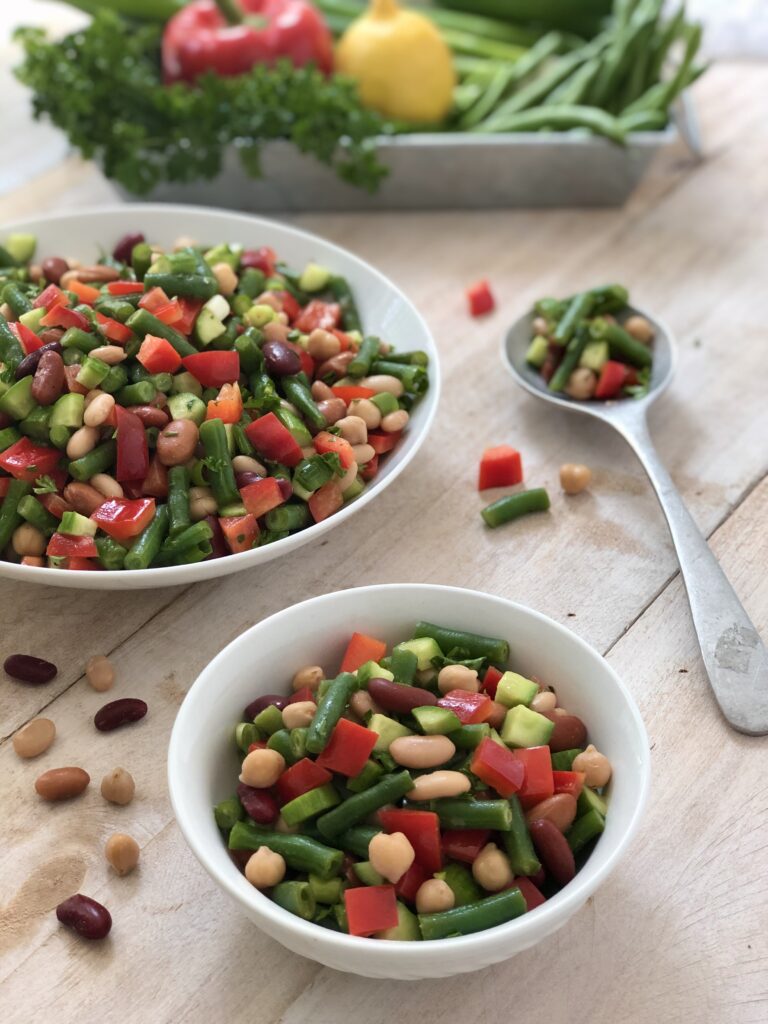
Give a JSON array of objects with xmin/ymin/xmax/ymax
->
[
  {"xmin": 0, "ymin": 205, "xmax": 439, "ymax": 589},
  {"xmin": 168, "ymin": 584, "xmax": 650, "ymax": 980}
]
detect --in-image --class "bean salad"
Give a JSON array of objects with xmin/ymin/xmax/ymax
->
[
  {"xmin": 217, "ymin": 621, "xmax": 612, "ymax": 940},
  {"xmin": 0, "ymin": 232, "xmax": 429, "ymax": 571}
]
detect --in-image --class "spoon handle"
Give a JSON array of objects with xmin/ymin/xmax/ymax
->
[{"xmin": 617, "ymin": 416, "xmax": 768, "ymax": 735}]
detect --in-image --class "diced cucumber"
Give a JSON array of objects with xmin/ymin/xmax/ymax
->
[
  {"xmin": 299, "ymin": 262, "xmax": 331, "ymax": 293},
  {"xmin": 567, "ymin": 808, "xmax": 605, "ymax": 854},
  {"xmin": 204, "ymin": 243, "xmax": 240, "ymax": 270},
  {"xmin": 551, "ymin": 748, "xmax": 584, "ymax": 771},
  {"xmin": 525, "ymin": 335, "xmax": 549, "ymax": 368},
  {"xmin": 0, "ymin": 376, "xmax": 36, "ymax": 420},
  {"xmin": 167, "ymin": 392, "xmax": 206, "ymax": 425},
  {"xmin": 501, "ymin": 705, "xmax": 555, "ymax": 748},
  {"xmin": 395, "ymin": 637, "xmax": 442, "ymax": 671},
  {"xmin": 347, "ymin": 759, "xmax": 383, "ymax": 793},
  {"xmin": 377, "ymin": 901, "xmax": 421, "ymax": 940},
  {"xmin": 19, "ymin": 307, "xmax": 46, "ymax": 334},
  {"xmin": 203, "ymin": 293, "xmax": 231, "ymax": 322},
  {"xmin": 577, "ymin": 785, "xmax": 608, "ymax": 818},
  {"xmin": 342, "ymin": 476, "xmax": 365, "ymax": 501},
  {"xmin": 59, "ymin": 510, "xmax": 97, "ymax": 537},
  {"xmin": 579, "ymin": 340, "xmax": 609, "ymax": 372},
  {"xmin": 370, "ymin": 391, "xmax": 399, "ymax": 416},
  {"xmin": 76, "ymin": 356, "xmax": 111, "ymax": 390},
  {"xmin": 49, "ymin": 393, "xmax": 85, "ymax": 432},
  {"xmin": 194, "ymin": 306, "xmax": 226, "ymax": 346},
  {"xmin": 353, "ymin": 861, "xmax": 385, "ymax": 887},
  {"xmin": 308, "ymin": 874, "xmax": 343, "ymax": 905},
  {"xmin": 5, "ymin": 233, "xmax": 36, "ymax": 264},
  {"xmin": 252, "ymin": 704, "xmax": 284, "ymax": 735},
  {"xmin": 235, "ymin": 722, "xmax": 261, "ymax": 752},
  {"xmin": 368, "ymin": 713, "xmax": 413, "ymax": 752},
  {"xmin": 495, "ymin": 671, "xmax": 538, "ymax": 709},
  {"xmin": 356, "ymin": 660, "xmax": 394, "ymax": 684},
  {"xmin": 171, "ymin": 371, "xmax": 203, "ymax": 398},
  {"xmin": 412, "ymin": 706, "xmax": 462, "ymax": 735},
  {"xmin": 19, "ymin": 406, "xmax": 52, "ymax": 443}
]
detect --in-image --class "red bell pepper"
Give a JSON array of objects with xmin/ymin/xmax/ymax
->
[
  {"xmin": 240, "ymin": 477, "xmax": 285, "ymax": 518},
  {"xmin": 482, "ymin": 665, "xmax": 503, "ymax": 698},
  {"xmin": 332, "ymin": 329, "xmax": 353, "ymax": 351},
  {"xmin": 344, "ymin": 885, "xmax": 398, "ymax": 937},
  {"xmin": 331, "ymin": 385, "xmax": 376, "ymax": 404},
  {"xmin": 437, "ymin": 690, "xmax": 492, "ymax": 725},
  {"xmin": 467, "ymin": 279, "xmax": 495, "ymax": 317},
  {"xmin": 595, "ymin": 360, "xmax": 630, "ymax": 399},
  {"xmin": 139, "ymin": 287, "xmax": 170, "ymax": 312},
  {"xmin": 378, "ymin": 809, "xmax": 442, "ymax": 874},
  {"xmin": 219, "ymin": 513, "xmax": 259, "ymax": 553},
  {"xmin": 307, "ymin": 479, "xmax": 344, "ymax": 523},
  {"xmin": 315, "ymin": 718, "xmax": 377, "ymax": 777},
  {"xmin": 40, "ymin": 305, "xmax": 90, "ymax": 331},
  {"xmin": 478, "ymin": 446, "xmax": 523, "ymax": 490},
  {"xmin": 46, "ymin": 533, "xmax": 99, "ymax": 559},
  {"xmin": 137, "ymin": 335, "xmax": 183, "ymax": 375},
  {"xmin": 286, "ymin": 685, "xmax": 316, "ymax": 705},
  {"xmin": 91, "ymin": 498, "xmax": 156, "ymax": 543},
  {"xmin": 470, "ymin": 738, "xmax": 525, "ymax": 798},
  {"xmin": 153, "ymin": 299, "xmax": 184, "ymax": 326},
  {"xmin": 96, "ymin": 312, "xmax": 134, "ymax": 345},
  {"xmin": 182, "ymin": 350, "xmax": 240, "ymax": 388},
  {"xmin": 0, "ymin": 439, "xmax": 62, "ymax": 482},
  {"xmin": 367, "ymin": 431, "xmax": 400, "ymax": 456},
  {"xmin": 340, "ymin": 632, "xmax": 387, "ymax": 674},
  {"xmin": 245, "ymin": 412, "xmax": 303, "ymax": 467},
  {"xmin": 360, "ymin": 453, "xmax": 379, "ymax": 482},
  {"xmin": 241, "ymin": 246, "xmax": 277, "ymax": 277},
  {"xmin": 50, "ymin": 556, "xmax": 101, "ymax": 571},
  {"xmin": 395, "ymin": 860, "xmax": 430, "ymax": 903},
  {"xmin": 511, "ymin": 746, "xmax": 554, "ymax": 809},
  {"xmin": 115, "ymin": 406, "xmax": 149, "ymax": 482},
  {"xmin": 141, "ymin": 456, "xmax": 169, "ymax": 499},
  {"xmin": 313, "ymin": 430, "xmax": 355, "ymax": 470},
  {"xmin": 39, "ymin": 492, "xmax": 71, "ymax": 519},
  {"xmin": 12, "ymin": 321, "xmax": 44, "ymax": 355},
  {"xmin": 441, "ymin": 829, "xmax": 490, "ymax": 864},
  {"xmin": 33, "ymin": 283, "xmax": 66, "ymax": 310},
  {"xmin": 514, "ymin": 876, "xmax": 546, "ymax": 912},
  {"xmin": 272, "ymin": 291, "xmax": 301, "ymax": 324},
  {"xmin": 68, "ymin": 279, "xmax": 101, "ymax": 305},
  {"xmin": 0, "ymin": 478, "xmax": 10, "ymax": 499},
  {"xmin": 276, "ymin": 758, "xmax": 332, "ymax": 804},
  {"xmin": 107, "ymin": 281, "xmax": 145, "ymax": 296},
  {"xmin": 206, "ymin": 382, "xmax": 243, "ymax": 424},
  {"xmin": 162, "ymin": 0, "xmax": 334, "ymax": 83},
  {"xmin": 294, "ymin": 299, "xmax": 340, "ymax": 334},
  {"xmin": 552, "ymin": 770, "xmax": 585, "ymax": 799},
  {"xmin": 175, "ymin": 297, "xmax": 204, "ymax": 335}
]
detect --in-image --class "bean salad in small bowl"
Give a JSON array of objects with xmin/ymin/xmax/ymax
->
[{"xmin": 0, "ymin": 206, "xmax": 439, "ymax": 588}]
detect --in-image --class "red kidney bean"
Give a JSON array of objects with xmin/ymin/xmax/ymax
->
[
  {"xmin": 113, "ymin": 232, "xmax": 144, "ymax": 263},
  {"xmin": 529, "ymin": 866, "xmax": 546, "ymax": 889},
  {"xmin": 42, "ymin": 257, "xmax": 70, "ymax": 285},
  {"xmin": 32, "ymin": 350, "xmax": 66, "ymax": 407},
  {"xmin": 203, "ymin": 515, "xmax": 228, "ymax": 560},
  {"xmin": 262, "ymin": 339, "xmax": 301, "ymax": 377},
  {"xmin": 39, "ymin": 327, "xmax": 65, "ymax": 346},
  {"xmin": 56, "ymin": 894, "xmax": 112, "ymax": 940},
  {"xmin": 541, "ymin": 711, "xmax": 587, "ymax": 753},
  {"xmin": 94, "ymin": 698, "xmax": 148, "ymax": 732},
  {"xmin": 15, "ymin": 340, "xmax": 64, "ymax": 381},
  {"xmin": 368, "ymin": 678, "xmax": 438, "ymax": 713},
  {"xmin": 277, "ymin": 478, "xmax": 293, "ymax": 501},
  {"xmin": 229, "ymin": 848, "xmax": 251, "ymax": 872},
  {"xmin": 0, "ymin": 413, "xmax": 10, "ymax": 429},
  {"xmin": 126, "ymin": 405, "xmax": 170, "ymax": 428},
  {"xmin": 237, "ymin": 782, "xmax": 278, "ymax": 824},
  {"xmin": 4, "ymin": 654, "xmax": 57, "ymax": 684},
  {"xmin": 235, "ymin": 472, "xmax": 264, "ymax": 489},
  {"xmin": 528, "ymin": 819, "xmax": 576, "ymax": 887},
  {"xmin": 243, "ymin": 693, "xmax": 289, "ymax": 719}
]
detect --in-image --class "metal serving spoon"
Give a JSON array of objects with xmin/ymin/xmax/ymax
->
[{"xmin": 503, "ymin": 305, "xmax": 768, "ymax": 735}]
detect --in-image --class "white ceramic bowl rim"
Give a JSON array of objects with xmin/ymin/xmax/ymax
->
[
  {"xmin": 0, "ymin": 205, "xmax": 440, "ymax": 588},
  {"xmin": 168, "ymin": 583, "xmax": 650, "ymax": 963}
]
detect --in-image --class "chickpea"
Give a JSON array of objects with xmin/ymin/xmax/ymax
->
[
  {"xmin": 255, "ymin": 290, "xmax": 282, "ymax": 312},
  {"xmin": 232, "ymin": 455, "xmax": 267, "ymax": 476},
  {"xmin": 173, "ymin": 235, "xmax": 197, "ymax": 250},
  {"xmin": 572, "ymin": 744, "xmax": 612, "ymax": 787},
  {"xmin": 66, "ymin": 425, "xmax": 100, "ymax": 460},
  {"xmin": 12, "ymin": 523, "xmax": 46, "ymax": 558},
  {"xmin": 263, "ymin": 320, "xmax": 290, "ymax": 344},
  {"xmin": 240, "ymin": 748, "xmax": 285, "ymax": 789},
  {"xmin": 307, "ymin": 328, "xmax": 341, "ymax": 362},
  {"xmin": 368, "ymin": 831, "xmax": 415, "ymax": 884},
  {"xmin": 472, "ymin": 843, "xmax": 514, "ymax": 892},
  {"xmin": 245, "ymin": 847, "xmax": 286, "ymax": 889},
  {"xmin": 292, "ymin": 665, "xmax": 324, "ymax": 691},
  {"xmin": 623, "ymin": 314, "xmax": 655, "ymax": 344},
  {"xmin": 273, "ymin": 815, "xmax": 299, "ymax": 835},
  {"xmin": 564, "ymin": 368, "xmax": 597, "ymax": 400},
  {"xmin": 282, "ymin": 700, "xmax": 316, "ymax": 729},
  {"xmin": 359, "ymin": 374, "xmax": 403, "ymax": 397},
  {"xmin": 560, "ymin": 463, "xmax": 592, "ymax": 495},
  {"xmin": 212, "ymin": 261, "xmax": 238, "ymax": 296},
  {"xmin": 349, "ymin": 689, "xmax": 381, "ymax": 720},
  {"xmin": 380, "ymin": 409, "xmax": 409, "ymax": 434},
  {"xmin": 415, "ymin": 879, "xmax": 455, "ymax": 914},
  {"xmin": 100, "ymin": 767, "xmax": 135, "ymax": 805},
  {"xmin": 86, "ymin": 654, "xmax": 115, "ymax": 692},
  {"xmin": 530, "ymin": 690, "xmax": 557, "ymax": 714},
  {"xmin": 310, "ymin": 380, "xmax": 334, "ymax": 402},
  {"xmin": 105, "ymin": 833, "xmax": 140, "ymax": 876},
  {"xmin": 348, "ymin": 398, "xmax": 381, "ymax": 429},
  {"xmin": 532, "ymin": 316, "xmax": 549, "ymax": 336},
  {"xmin": 351, "ymin": 443, "xmax": 375, "ymax": 466},
  {"xmin": 437, "ymin": 664, "xmax": 480, "ymax": 695},
  {"xmin": 337, "ymin": 416, "xmax": 367, "ymax": 445},
  {"xmin": 415, "ymin": 667, "xmax": 437, "ymax": 686}
]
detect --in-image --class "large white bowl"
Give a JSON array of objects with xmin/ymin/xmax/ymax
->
[
  {"xmin": 168, "ymin": 584, "xmax": 650, "ymax": 980},
  {"xmin": 0, "ymin": 206, "xmax": 439, "ymax": 589}
]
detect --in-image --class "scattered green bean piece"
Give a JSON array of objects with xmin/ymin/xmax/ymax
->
[{"xmin": 481, "ymin": 488, "xmax": 551, "ymax": 529}]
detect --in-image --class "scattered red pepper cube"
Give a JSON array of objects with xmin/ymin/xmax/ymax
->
[{"xmin": 467, "ymin": 279, "xmax": 495, "ymax": 317}]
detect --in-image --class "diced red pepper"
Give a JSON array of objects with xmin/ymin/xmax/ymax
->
[
  {"xmin": 552, "ymin": 770, "xmax": 585, "ymax": 799},
  {"xmin": 13, "ymin": 321, "xmax": 43, "ymax": 355},
  {"xmin": 315, "ymin": 718, "xmax": 377, "ymax": 777},
  {"xmin": 245, "ymin": 412, "xmax": 303, "ymax": 467},
  {"xmin": 91, "ymin": 497, "xmax": 155, "ymax": 542},
  {"xmin": 595, "ymin": 360, "xmax": 630, "ymax": 399},
  {"xmin": 67, "ymin": 279, "xmax": 101, "ymax": 305},
  {"xmin": 467, "ymin": 279, "xmax": 495, "ymax": 317},
  {"xmin": 340, "ymin": 632, "xmax": 387, "ymax": 674},
  {"xmin": 33, "ymin": 284, "xmax": 66, "ymax": 310},
  {"xmin": 141, "ymin": 455, "xmax": 168, "ymax": 499},
  {"xmin": 441, "ymin": 829, "xmax": 490, "ymax": 864},
  {"xmin": 276, "ymin": 758, "xmax": 332, "ymax": 804},
  {"xmin": 107, "ymin": 281, "xmax": 145, "ymax": 295},
  {"xmin": 313, "ymin": 430, "xmax": 355, "ymax": 470},
  {"xmin": 271, "ymin": 290, "xmax": 301, "ymax": 324},
  {"xmin": 286, "ymin": 685, "xmax": 316, "ymax": 705},
  {"xmin": 115, "ymin": 405, "xmax": 149, "ymax": 482},
  {"xmin": 40, "ymin": 305, "xmax": 90, "ymax": 331},
  {"xmin": 482, "ymin": 665, "xmax": 503, "ymax": 699},
  {"xmin": 437, "ymin": 690, "xmax": 493, "ymax": 725},
  {"xmin": 174, "ymin": 297, "xmax": 204, "ymax": 335},
  {"xmin": 206, "ymin": 382, "xmax": 243, "ymax": 424},
  {"xmin": 139, "ymin": 287, "xmax": 170, "ymax": 312},
  {"xmin": 332, "ymin": 329, "xmax": 353, "ymax": 351},
  {"xmin": 360, "ymin": 453, "xmax": 379, "ymax": 482},
  {"xmin": 514, "ymin": 876, "xmax": 546, "ymax": 912},
  {"xmin": 204, "ymin": 514, "xmax": 228, "ymax": 559},
  {"xmin": 0, "ymin": 439, "xmax": 62, "ymax": 482},
  {"xmin": 367, "ymin": 431, "xmax": 400, "ymax": 455},
  {"xmin": 0, "ymin": 478, "xmax": 10, "ymax": 499},
  {"xmin": 137, "ymin": 334, "xmax": 182, "ymax": 374},
  {"xmin": 241, "ymin": 246, "xmax": 277, "ymax": 278},
  {"xmin": 294, "ymin": 299, "xmax": 340, "ymax": 334},
  {"xmin": 46, "ymin": 533, "xmax": 99, "ymax": 558},
  {"xmin": 182, "ymin": 350, "xmax": 240, "ymax": 388},
  {"xmin": 511, "ymin": 746, "xmax": 554, "ymax": 809},
  {"xmin": 478, "ymin": 446, "xmax": 523, "ymax": 490},
  {"xmin": 331, "ymin": 385, "xmax": 376, "ymax": 403},
  {"xmin": 470, "ymin": 738, "xmax": 525, "ymax": 798},
  {"xmin": 219, "ymin": 513, "xmax": 258, "ymax": 554},
  {"xmin": 378, "ymin": 809, "xmax": 442, "ymax": 874},
  {"xmin": 344, "ymin": 885, "xmax": 398, "ymax": 937},
  {"xmin": 39, "ymin": 492, "xmax": 71, "ymax": 519},
  {"xmin": 153, "ymin": 298, "xmax": 183, "ymax": 326},
  {"xmin": 240, "ymin": 477, "xmax": 285, "ymax": 519},
  {"xmin": 50, "ymin": 556, "xmax": 100, "ymax": 571},
  {"xmin": 247, "ymin": 740, "xmax": 268, "ymax": 752},
  {"xmin": 307, "ymin": 480, "xmax": 343, "ymax": 523},
  {"xmin": 97, "ymin": 312, "xmax": 133, "ymax": 345},
  {"xmin": 394, "ymin": 860, "xmax": 430, "ymax": 904}
]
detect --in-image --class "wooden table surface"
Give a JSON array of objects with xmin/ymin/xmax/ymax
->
[{"xmin": 1, "ymin": 59, "xmax": 767, "ymax": 1024}]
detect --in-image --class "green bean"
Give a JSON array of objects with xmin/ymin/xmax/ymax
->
[
  {"xmin": 159, "ymin": 520, "xmax": 213, "ymax": 558},
  {"xmin": 376, "ymin": 350, "xmax": 429, "ymax": 367},
  {"xmin": 435, "ymin": 863, "xmax": 482, "ymax": 907},
  {"xmin": 369, "ymin": 361, "xmax": 427, "ymax": 394},
  {"xmin": 306, "ymin": 672, "xmax": 357, "ymax": 754},
  {"xmin": 126, "ymin": 308, "xmax": 197, "ymax": 357},
  {"xmin": 281, "ymin": 784, "xmax": 340, "ymax": 827},
  {"xmin": 550, "ymin": 748, "xmax": 584, "ymax": 771},
  {"xmin": 549, "ymin": 325, "xmax": 591, "ymax": 392},
  {"xmin": 94, "ymin": 296, "xmax": 138, "ymax": 322},
  {"xmin": 143, "ymin": 270, "xmax": 218, "ymax": 300},
  {"xmin": 228, "ymin": 820, "xmax": 343, "ymax": 879},
  {"xmin": 481, "ymin": 487, "xmax": 551, "ymax": 529},
  {"xmin": 167, "ymin": 465, "xmax": 190, "ymax": 537},
  {"xmin": 589, "ymin": 318, "xmax": 653, "ymax": 367},
  {"xmin": 0, "ymin": 480, "xmax": 32, "ymax": 550},
  {"xmin": 554, "ymin": 292, "xmax": 594, "ymax": 345},
  {"xmin": 0, "ymin": 312, "xmax": 24, "ymax": 368},
  {"xmin": 95, "ymin": 535, "xmax": 127, "ymax": 570},
  {"xmin": 347, "ymin": 759, "xmax": 384, "ymax": 793},
  {"xmin": 234, "ymin": 329, "xmax": 263, "ymax": 374},
  {"xmin": 501, "ymin": 795, "xmax": 542, "ymax": 876},
  {"xmin": 588, "ymin": 10, "xmax": 655, "ymax": 108},
  {"xmin": 124, "ymin": 505, "xmax": 169, "ymax": 571},
  {"xmin": 198, "ymin": 418, "xmax": 240, "ymax": 509},
  {"xmin": 620, "ymin": 109, "xmax": 668, "ymax": 132},
  {"xmin": 545, "ymin": 57, "xmax": 601, "ymax": 106},
  {"xmin": 267, "ymin": 729, "xmax": 299, "ymax": 765},
  {"xmin": 316, "ymin": 770, "xmax": 413, "ymax": 838},
  {"xmin": 412, "ymin": 621, "xmax": 509, "ymax": 664},
  {"xmin": 347, "ymin": 336, "xmax": 381, "ymax": 379},
  {"xmin": 331, "ymin": 825, "xmax": 382, "ymax": 858},
  {"xmin": 61, "ymin": 327, "xmax": 101, "ymax": 353},
  {"xmin": 418, "ymin": 888, "xmax": 526, "ymax": 940},
  {"xmin": 0, "ymin": 427, "xmax": 22, "ymax": 452},
  {"xmin": 308, "ymin": 874, "xmax": 343, "ymax": 905},
  {"xmin": 2, "ymin": 283, "xmax": 33, "ymax": 318},
  {"xmin": 646, "ymin": 5, "xmax": 686, "ymax": 85},
  {"xmin": 567, "ymin": 808, "xmax": 606, "ymax": 853},
  {"xmin": 68, "ymin": 440, "xmax": 117, "ymax": 482},
  {"xmin": 131, "ymin": 242, "xmax": 152, "ymax": 279},
  {"xmin": 265, "ymin": 503, "xmax": 310, "ymax": 533},
  {"xmin": 271, "ymin": 881, "xmax": 315, "ymax": 921},
  {"xmin": 476, "ymin": 103, "xmax": 627, "ymax": 144},
  {"xmin": 430, "ymin": 798, "xmax": 512, "ymax": 831},
  {"xmin": 390, "ymin": 645, "xmax": 418, "ymax": 685},
  {"xmin": 214, "ymin": 796, "xmax": 244, "ymax": 832},
  {"xmin": 452, "ymin": 724, "xmax": 492, "ymax": 750},
  {"xmin": 101, "ymin": 364, "xmax": 129, "ymax": 394},
  {"xmin": 328, "ymin": 276, "xmax": 362, "ymax": 333},
  {"xmin": 17, "ymin": 495, "xmax": 58, "ymax": 535},
  {"xmin": 623, "ymin": 22, "xmax": 702, "ymax": 116},
  {"xmin": 281, "ymin": 375, "xmax": 326, "ymax": 432}
]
